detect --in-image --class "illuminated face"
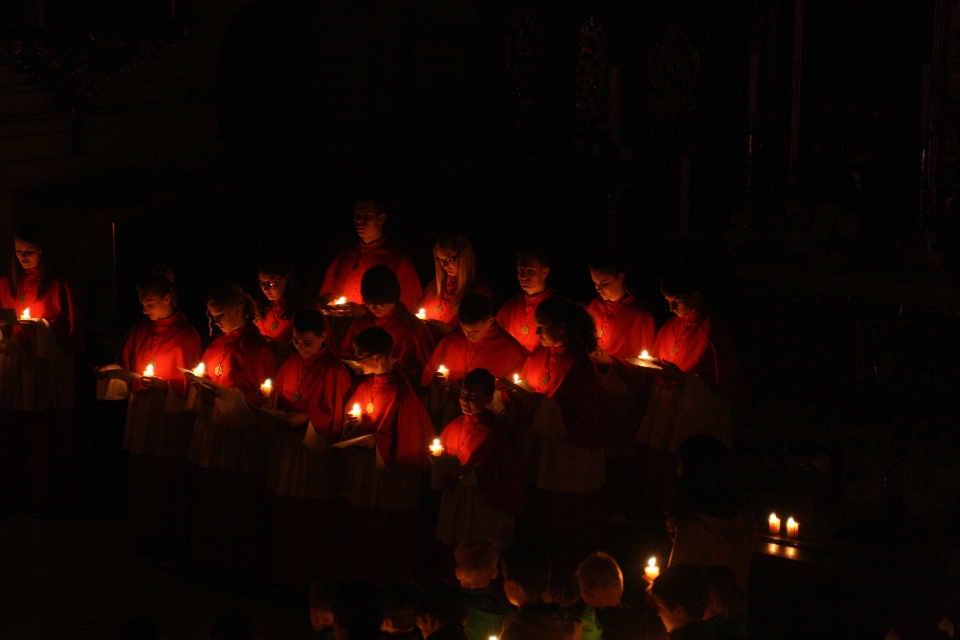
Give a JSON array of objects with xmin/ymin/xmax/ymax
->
[
  {"xmin": 354, "ymin": 201, "xmax": 386, "ymax": 243},
  {"xmin": 435, "ymin": 246, "xmax": 460, "ymax": 278},
  {"xmin": 535, "ymin": 317, "xmax": 565, "ymax": 347},
  {"xmin": 590, "ymin": 268, "xmax": 626, "ymax": 302},
  {"xmin": 517, "ymin": 257, "xmax": 549, "ymax": 295},
  {"xmin": 352, "ymin": 346, "xmax": 383, "ymax": 375},
  {"xmin": 654, "ymin": 596, "xmax": 687, "ymax": 633},
  {"xmin": 461, "ymin": 317, "xmax": 494, "ymax": 343},
  {"xmin": 292, "ymin": 328, "xmax": 325, "ymax": 359},
  {"xmin": 14, "ymin": 239, "xmax": 42, "ymax": 270},
  {"xmin": 459, "ymin": 388, "xmax": 489, "ymax": 415},
  {"xmin": 258, "ymin": 271, "xmax": 288, "ymax": 302},
  {"xmin": 140, "ymin": 293, "xmax": 174, "ymax": 322},
  {"xmin": 208, "ymin": 302, "xmax": 245, "ymax": 333},
  {"xmin": 365, "ymin": 301, "xmax": 396, "ymax": 319},
  {"xmin": 663, "ymin": 292, "xmax": 701, "ymax": 318}
]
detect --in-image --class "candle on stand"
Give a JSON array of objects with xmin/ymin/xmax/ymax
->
[
  {"xmin": 768, "ymin": 513, "xmax": 781, "ymax": 535},
  {"xmin": 437, "ymin": 364, "xmax": 449, "ymax": 378},
  {"xmin": 193, "ymin": 362, "xmax": 206, "ymax": 376},
  {"xmin": 786, "ymin": 517, "xmax": 799, "ymax": 537},
  {"xmin": 143, "ymin": 363, "xmax": 155, "ymax": 377},
  {"xmin": 417, "ymin": 308, "xmax": 427, "ymax": 320},
  {"xmin": 349, "ymin": 403, "xmax": 363, "ymax": 420},
  {"xmin": 644, "ymin": 557, "xmax": 660, "ymax": 581},
  {"xmin": 260, "ymin": 378, "xmax": 273, "ymax": 397},
  {"xmin": 429, "ymin": 438, "xmax": 444, "ymax": 456},
  {"xmin": 20, "ymin": 307, "xmax": 31, "ymax": 321}
]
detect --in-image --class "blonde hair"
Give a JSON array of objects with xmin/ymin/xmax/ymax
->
[
  {"xmin": 206, "ymin": 284, "xmax": 257, "ymax": 335},
  {"xmin": 454, "ymin": 539, "xmax": 499, "ymax": 581},
  {"xmin": 575, "ymin": 552, "xmax": 624, "ymax": 598},
  {"xmin": 433, "ymin": 234, "xmax": 477, "ymax": 306}
]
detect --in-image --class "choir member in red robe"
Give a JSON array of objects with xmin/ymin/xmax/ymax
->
[
  {"xmin": 255, "ymin": 255, "xmax": 327, "ymax": 363},
  {"xmin": 339, "ymin": 327, "xmax": 435, "ymax": 584},
  {"xmin": 418, "ymin": 233, "xmax": 491, "ymax": 337},
  {"xmin": 264, "ymin": 308, "xmax": 353, "ymax": 589},
  {"xmin": 495, "ymin": 247, "xmax": 556, "ymax": 354},
  {"xmin": 0, "ymin": 225, "xmax": 82, "ymax": 514},
  {"xmin": 319, "ymin": 199, "xmax": 423, "ymax": 313},
  {"xmin": 341, "ymin": 264, "xmax": 435, "ymax": 389},
  {"xmin": 584, "ymin": 252, "xmax": 656, "ymax": 521},
  {"xmin": 187, "ymin": 284, "xmax": 277, "ymax": 577},
  {"xmin": 106, "ymin": 269, "xmax": 202, "ymax": 554},
  {"xmin": 636, "ymin": 269, "xmax": 745, "ymax": 513},
  {"xmin": 433, "ymin": 369, "xmax": 526, "ymax": 551},
  {"xmin": 515, "ymin": 296, "xmax": 604, "ymax": 572}
]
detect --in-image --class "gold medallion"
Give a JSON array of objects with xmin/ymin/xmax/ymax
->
[
  {"xmin": 520, "ymin": 325, "xmax": 529, "ymax": 335},
  {"xmin": 215, "ymin": 364, "xmax": 223, "ymax": 377},
  {"xmin": 270, "ymin": 320, "xmax": 279, "ymax": 331},
  {"xmin": 435, "ymin": 304, "xmax": 443, "ymax": 314},
  {"xmin": 366, "ymin": 402, "xmax": 375, "ymax": 414},
  {"xmin": 293, "ymin": 391, "xmax": 302, "ymax": 402},
  {"xmin": 597, "ymin": 329, "xmax": 604, "ymax": 338},
  {"xmin": 542, "ymin": 374, "xmax": 551, "ymax": 385}
]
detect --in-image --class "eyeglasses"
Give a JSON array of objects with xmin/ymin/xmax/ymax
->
[
  {"xmin": 258, "ymin": 275, "xmax": 288, "ymax": 290},
  {"xmin": 354, "ymin": 353, "xmax": 378, "ymax": 363},
  {"xmin": 436, "ymin": 254, "xmax": 459, "ymax": 266},
  {"xmin": 459, "ymin": 390, "xmax": 485, "ymax": 403},
  {"xmin": 365, "ymin": 302, "xmax": 393, "ymax": 312}
]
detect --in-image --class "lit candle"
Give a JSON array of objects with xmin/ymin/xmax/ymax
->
[
  {"xmin": 260, "ymin": 378, "xmax": 273, "ymax": 397},
  {"xmin": 768, "ymin": 513, "xmax": 781, "ymax": 535},
  {"xmin": 437, "ymin": 364, "xmax": 449, "ymax": 378},
  {"xmin": 639, "ymin": 349, "xmax": 652, "ymax": 360},
  {"xmin": 20, "ymin": 307, "xmax": 31, "ymax": 321},
  {"xmin": 334, "ymin": 296, "xmax": 347, "ymax": 306},
  {"xmin": 786, "ymin": 517, "xmax": 799, "ymax": 537},
  {"xmin": 644, "ymin": 557, "xmax": 659, "ymax": 581},
  {"xmin": 513, "ymin": 374, "xmax": 520, "ymax": 384},
  {"xmin": 417, "ymin": 308, "xmax": 427, "ymax": 320},
  {"xmin": 193, "ymin": 362, "xmax": 206, "ymax": 376},
  {"xmin": 429, "ymin": 438, "xmax": 444, "ymax": 456},
  {"xmin": 349, "ymin": 403, "xmax": 362, "ymax": 420},
  {"xmin": 143, "ymin": 363, "xmax": 155, "ymax": 377},
  {"xmin": 489, "ymin": 636, "xmax": 498, "ymax": 640}
]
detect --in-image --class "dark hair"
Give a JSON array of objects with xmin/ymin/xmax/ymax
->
[
  {"xmin": 457, "ymin": 293, "xmax": 492, "ymax": 325},
  {"xmin": 353, "ymin": 326, "xmax": 393, "ymax": 358},
  {"xmin": 208, "ymin": 608, "xmax": 264, "ymax": 640},
  {"xmin": 534, "ymin": 296, "xmax": 598, "ymax": 353},
  {"xmin": 660, "ymin": 267, "xmax": 702, "ymax": 298},
  {"xmin": 588, "ymin": 250, "xmax": 626, "ymax": 277},
  {"xmin": 206, "ymin": 284, "xmax": 257, "ymax": 336},
  {"xmin": 308, "ymin": 575, "xmax": 341, "ymax": 612},
  {"xmin": 293, "ymin": 308, "xmax": 327, "ymax": 336},
  {"xmin": 672, "ymin": 434, "xmax": 742, "ymax": 520},
  {"xmin": 702, "ymin": 565, "xmax": 743, "ymax": 620},
  {"xmin": 383, "ymin": 581, "xmax": 420, "ymax": 630},
  {"xmin": 9, "ymin": 222, "xmax": 51, "ymax": 299},
  {"xmin": 651, "ymin": 564, "xmax": 709, "ymax": 622},
  {"xmin": 255, "ymin": 256, "xmax": 316, "ymax": 321},
  {"xmin": 355, "ymin": 198, "xmax": 385, "ymax": 217},
  {"xmin": 462, "ymin": 368, "xmax": 496, "ymax": 397},
  {"xmin": 516, "ymin": 245, "xmax": 550, "ymax": 269},
  {"xmin": 332, "ymin": 580, "xmax": 385, "ymax": 639},
  {"xmin": 500, "ymin": 546, "xmax": 551, "ymax": 601},
  {"xmin": 360, "ymin": 265, "xmax": 402, "ymax": 306},
  {"xmin": 136, "ymin": 266, "xmax": 178, "ymax": 310},
  {"xmin": 414, "ymin": 582, "xmax": 467, "ymax": 627}
]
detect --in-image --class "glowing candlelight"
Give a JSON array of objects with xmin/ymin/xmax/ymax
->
[
  {"xmin": 513, "ymin": 374, "xmax": 520, "ymax": 384},
  {"xmin": 489, "ymin": 636, "xmax": 498, "ymax": 640},
  {"xmin": 193, "ymin": 362, "xmax": 206, "ymax": 376},
  {"xmin": 20, "ymin": 307, "xmax": 31, "ymax": 321},
  {"xmin": 429, "ymin": 438, "xmax": 443, "ymax": 456},
  {"xmin": 143, "ymin": 363, "xmax": 155, "ymax": 377},
  {"xmin": 349, "ymin": 403, "xmax": 362, "ymax": 420},
  {"xmin": 417, "ymin": 307, "xmax": 427, "ymax": 320},
  {"xmin": 639, "ymin": 349, "xmax": 652, "ymax": 360},
  {"xmin": 437, "ymin": 364, "xmax": 449, "ymax": 378},
  {"xmin": 786, "ymin": 517, "xmax": 799, "ymax": 537},
  {"xmin": 334, "ymin": 296, "xmax": 347, "ymax": 306},
  {"xmin": 260, "ymin": 378, "xmax": 273, "ymax": 397},
  {"xmin": 644, "ymin": 557, "xmax": 660, "ymax": 581},
  {"xmin": 768, "ymin": 513, "xmax": 781, "ymax": 535}
]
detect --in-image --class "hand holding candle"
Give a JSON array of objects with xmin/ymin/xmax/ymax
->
[
  {"xmin": 193, "ymin": 362, "xmax": 206, "ymax": 377},
  {"xmin": 417, "ymin": 308, "xmax": 427, "ymax": 320},
  {"xmin": 348, "ymin": 403, "xmax": 362, "ymax": 420},
  {"xmin": 768, "ymin": 513, "xmax": 781, "ymax": 535},
  {"xmin": 20, "ymin": 307, "xmax": 31, "ymax": 321},
  {"xmin": 334, "ymin": 296, "xmax": 347, "ymax": 306},
  {"xmin": 260, "ymin": 378, "xmax": 273, "ymax": 397},
  {"xmin": 437, "ymin": 364, "xmax": 449, "ymax": 379},
  {"xmin": 786, "ymin": 517, "xmax": 799, "ymax": 537},
  {"xmin": 644, "ymin": 557, "xmax": 660, "ymax": 581},
  {"xmin": 143, "ymin": 363, "xmax": 155, "ymax": 378},
  {"xmin": 429, "ymin": 438, "xmax": 444, "ymax": 456}
]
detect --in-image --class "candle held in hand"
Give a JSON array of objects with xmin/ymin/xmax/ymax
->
[
  {"xmin": 786, "ymin": 517, "xmax": 799, "ymax": 537},
  {"xmin": 768, "ymin": 513, "xmax": 781, "ymax": 535},
  {"xmin": 644, "ymin": 557, "xmax": 659, "ymax": 581},
  {"xmin": 417, "ymin": 308, "xmax": 427, "ymax": 320},
  {"xmin": 437, "ymin": 364, "xmax": 449, "ymax": 378},
  {"xmin": 143, "ymin": 363, "xmax": 155, "ymax": 377},
  {"xmin": 334, "ymin": 296, "xmax": 347, "ymax": 306},
  {"xmin": 640, "ymin": 349, "xmax": 652, "ymax": 360},
  {"xmin": 193, "ymin": 362, "xmax": 206, "ymax": 376},
  {"xmin": 513, "ymin": 374, "xmax": 520, "ymax": 384},
  {"xmin": 429, "ymin": 438, "xmax": 443, "ymax": 456},
  {"xmin": 260, "ymin": 379, "xmax": 273, "ymax": 397},
  {"xmin": 20, "ymin": 307, "xmax": 31, "ymax": 321},
  {"xmin": 349, "ymin": 403, "xmax": 362, "ymax": 420}
]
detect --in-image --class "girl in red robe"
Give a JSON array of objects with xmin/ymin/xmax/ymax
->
[
  {"xmin": 494, "ymin": 247, "xmax": 556, "ymax": 353},
  {"xmin": 515, "ymin": 296, "xmax": 604, "ymax": 572},
  {"xmin": 636, "ymin": 269, "xmax": 745, "ymax": 512},
  {"xmin": 187, "ymin": 284, "xmax": 276, "ymax": 577},
  {"xmin": 255, "ymin": 256, "xmax": 326, "ymax": 363},
  {"xmin": 418, "ymin": 233, "xmax": 491, "ymax": 337},
  {"xmin": 0, "ymin": 225, "xmax": 82, "ymax": 513},
  {"xmin": 109, "ymin": 269, "xmax": 202, "ymax": 554},
  {"xmin": 263, "ymin": 308, "xmax": 353, "ymax": 589},
  {"xmin": 339, "ymin": 326, "xmax": 435, "ymax": 584}
]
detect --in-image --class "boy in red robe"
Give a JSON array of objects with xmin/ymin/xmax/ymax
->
[
  {"xmin": 264, "ymin": 308, "xmax": 353, "ymax": 589},
  {"xmin": 341, "ymin": 264, "xmax": 435, "ymax": 389},
  {"xmin": 495, "ymin": 247, "xmax": 556, "ymax": 354},
  {"xmin": 339, "ymin": 326, "xmax": 435, "ymax": 584},
  {"xmin": 637, "ymin": 268, "xmax": 745, "ymax": 513},
  {"xmin": 319, "ymin": 199, "xmax": 423, "ymax": 313}
]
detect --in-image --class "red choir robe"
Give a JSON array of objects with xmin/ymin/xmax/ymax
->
[
  {"xmin": 495, "ymin": 288, "xmax": 556, "ymax": 354},
  {"xmin": 256, "ymin": 298, "xmax": 335, "ymax": 363},
  {"xmin": 197, "ymin": 324, "xmax": 276, "ymax": 407},
  {"xmin": 585, "ymin": 294, "xmax": 656, "ymax": 366},
  {"xmin": 421, "ymin": 322, "xmax": 527, "ymax": 388},
  {"xmin": 339, "ymin": 370, "xmax": 434, "ymax": 583},
  {"xmin": 418, "ymin": 277, "xmax": 494, "ymax": 327},
  {"xmin": 341, "ymin": 304, "xmax": 435, "ymax": 389},
  {"xmin": 266, "ymin": 345, "xmax": 353, "ymax": 588},
  {"xmin": 320, "ymin": 237, "xmax": 423, "ymax": 311},
  {"xmin": 0, "ymin": 269, "xmax": 82, "ymax": 353},
  {"xmin": 116, "ymin": 311, "xmax": 202, "ymax": 549}
]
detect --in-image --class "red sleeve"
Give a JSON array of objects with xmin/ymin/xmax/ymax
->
[
  {"xmin": 319, "ymin": 253, "xmax": 344, "ymax": 299},
  {"xmin": 552, "ymin": 355, "xmax": 605, "ymax": 448},
  {"xmin": 377, "ymin": 383, "xmax": 434, "ymax": 471},
  {"xmin": 422, "ymin": 337, "xmax": 446, "ymax": 388},
  {"xmin": 237, "ymin": 343, "xmax": 277, "ymax": 406},
  {"xmin": 310, "ymin": 362, "xmax": 353, "ymax": 440},
  {"xmin": 396, "ymin": 255, "xmax": 423, "ymax": 312}
]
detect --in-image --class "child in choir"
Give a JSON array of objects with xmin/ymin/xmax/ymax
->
[
  {"xmin": 418, "ymin": 233, "xmax": 490, "ymax": 334},
  {"xmin": 583, "ymin": 252, "xmax": 656, "ymax": 523},
  {"xmin": 320, "ymin": 199, "xmax": 423, "ymax": 313},
  {"xmin": 650, "ymin": 564, "xmax": 711, "ymax": 640},
  {"xmin": 414, "ymin": 582, "xmax": 469, "ymax": 640},
  {"xmin": 309, "ymin": 576, "xmax": 341, "ymax": 640},
  {"xmin": 636, "ymin": 268, "xmax": 744, "ymax": 512},
  {"xmin": 341, "ymin": 264, "xmax": 435, "ymax": 389},
  {"xmin": 265, "ymin": 308, "xmax": 353, "ymax": 590},
  {"xmin": 0, "ymin": 224, "xmax": 82, "ymax": 514},
  {"xmin": 339, "ymin": 327, "xmax": 435, "ymax": 583},
  {"xmin": 499, "ymin": 546, "xmax": 578, "ymax": 640},
  {"xmin": 516, "ymin": 296, "xmax": 604, "ymax": 571},
  {"xmin": 255, "ymin": 255, "xmax": 323, "ymax": 362},
  {"xmin": 495, "ymin": 247, "xmax": 556, "ymax": 354},
  {"xmin": 382, "ymin": 582, "xmax": 424, "ymax": 640},
  {"xmin": 110, "ymin": 269, "xmax": 202, "ymax": 555},
  {"xmin": 187, "ymin": 284, "xmax": 276, "ymax": 576},
  {"xmin": 434, "ymin": 369, "xmax": 526, "ymax": 551},
  {"xmin": 575, "ymin": 552, "xmax": 653, "ymax": 640},
  {"xmin": 454, "ymin": 540, "xmax": 511, "ymax": 640}
]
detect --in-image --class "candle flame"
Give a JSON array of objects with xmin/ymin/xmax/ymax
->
[
  {"xmin": 769, "ymin": 512, "xmax": 778, "ymax": 522},
  {"xmin": 417, "ymin": 308, "xmax": 427, "ymax": 319},
  {"xmin": 263, "ymin": 378, "xmax": 272, "ymax": 389},
  {"xmin": 193, "ymin": 362, "xmax": 206, "ymax": 376},
  {"xmin": 513, "ymin": 374, "xmax": 520, "ymax": 383},
  {"xmin": 335, "ymin": 296, "xmax": 347, "ymax": 305},
  {"xmin": 349, "ymin": 403, "xmax": 362, "ymax": 418},
  {"xmin": 20, "ymin": 307, "xmax": 31, "ymax": 320},
  {"xmin": 640, "ymin": 350, "xmax": 651, "ymax": 359},
  {"xmin": 648, "ymin": 557, "xmax": 657, "ymax": 568},
  {"xmin": 143, "ymin": 363, "xmax": 155, "ymax": 377},
  {"xmin": 787, "ymin": 517, "xmax": 796, "ymax": 526},
  {"xmin": 437, "ymin": 364, "xmax": 448, "ymax": 375}
]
